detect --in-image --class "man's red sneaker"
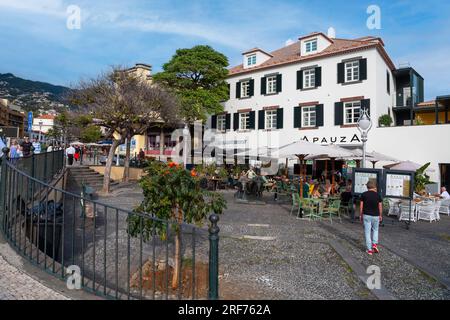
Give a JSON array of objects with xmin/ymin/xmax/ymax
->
[
  {"xmin": 366, "ymin": 250, "xmax": 373, "ymax": 256},
  {"xmin": 372, "ymin": 244, "xmax": 379, "ymax": 254}
]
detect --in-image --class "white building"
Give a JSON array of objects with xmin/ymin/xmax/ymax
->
[
  {"xmin": 209, "ymin": 31, "xmax": 450, "ymax": 187},
  {"xmin": 32, "ymin": 114, "xmax": 55, "ymax": 134}
]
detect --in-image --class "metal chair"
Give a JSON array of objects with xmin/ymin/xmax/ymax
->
[
  {"xmin": 387, "ymin": 198, "xmax": 400, "ymax": 217},
  {"xmin": 439, "ymin": 198, "xmax": 450, "ymax": 216},
  {"xmin": 399, "ymin": 203, "xmax": 417, "ymax": 222},
  {"xmin": 323, "ymin": 199, "xmax": 341, "ymax": 224},
  {"xmin": 290, "ymin": 193, "xmax": 302, "ymax": 218}
]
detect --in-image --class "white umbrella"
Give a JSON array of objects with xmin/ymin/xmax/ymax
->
[
  {"xmin": 235, "ymin": 146, "xmax": 275, "ymax": 157},
  {"xmin": 70, "ymin": 141, "xmax": 85, "ymax": 146},
  {"xmin": 384, "ymin": 160, "xmax": 435, "ymax": 172},
  {"xmin": 277, "ymin": 140, "xmax": 344, "ymax": 158},
  {"xmin": 366, "ymin": 151, "xmax": 399, "ymax": 162}
]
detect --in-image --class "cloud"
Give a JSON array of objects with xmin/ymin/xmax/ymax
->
[{"xmin": 0, "ymin": 0, "xmax": 66, "ymax": 17}]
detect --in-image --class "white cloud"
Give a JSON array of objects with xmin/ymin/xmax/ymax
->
[{"xmin": 0, "ymin": 0, "xmax": 66, "ymax": 17}]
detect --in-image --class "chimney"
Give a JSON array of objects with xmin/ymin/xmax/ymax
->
[{"xmin": 327, "ymin": 27, "xmax": 336, "ymax": 39}]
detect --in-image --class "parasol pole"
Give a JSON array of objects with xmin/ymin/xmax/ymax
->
[{"xmin": 331, "ymin": 157, "xmax": 336, "ymax": 195}]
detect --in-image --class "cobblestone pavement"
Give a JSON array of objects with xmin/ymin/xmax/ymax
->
[{"xmin": 0, "ymin": 245, "xmax": 69, "ymax": 300}]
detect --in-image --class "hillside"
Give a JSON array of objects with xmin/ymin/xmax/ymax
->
[{"xmin": 0, "ymin": 73, "xmax": 72, "ymax": 113}]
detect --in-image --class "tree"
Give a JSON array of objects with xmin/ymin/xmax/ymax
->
[
  {"xmin": 128, "ymin": 161, "xmax": 226, "ymax": 290},
  {"xmin": 80, "ymin": 125, "xmax": 102, "ymax": 143},
  {"xmin": 70, "ymin": 67, "xmax": 180, "ymax": 191},
  {"xmin": 153, "ymin": 45, "xmax": 229, "ymax": 123}
]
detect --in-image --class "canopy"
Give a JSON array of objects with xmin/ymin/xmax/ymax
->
[
  {"xmin": 277, "ymin": 140, "xmax": 345, "ymax": 159},
  {"xmin": 304, "ymin": 144, "xmax": 356, "ymax": 160},
  {"xmin": 366, "ymin": 151, "xmax": 399, "ymax": 162},
  {"xmin": 86, "ymin": 143, "xmax": 105, "ymax": 147},
  {"xmin": 384, "ymin": 160, "xmax": 435, "ymax": 172},
  {"xmin": 70, "ymin": 141, "xmax": 85, "ymax": 146}
]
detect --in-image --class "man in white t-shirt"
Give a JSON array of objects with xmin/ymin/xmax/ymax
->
[
  {"xmin": 66, "ymin": 145, "xmax": 76, "ymax": 166},
  {"xmin": 32, "ymin": 138, "xmax": 41, "ymax": 154},
  {"xmin": 440, "ymin": 187, "xmax": 450, "ymax": 199}
]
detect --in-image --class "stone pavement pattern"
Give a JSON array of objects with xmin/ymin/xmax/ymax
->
[{"xmin": 0, "ymin": 253, "xmax": 69, "ymax": 300}]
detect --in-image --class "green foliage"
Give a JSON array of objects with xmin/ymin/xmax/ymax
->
[
  {"xmin": 194, "ymin": 163, "xmax": 228, "ymax": 179},
  {"xmin": 378, "ymin": 114, "xmax": 393, "ymax": 127},
  {"xmin": 81, "ymin": 125, "xmax": 102, "ymax": 143},
  {"xmin": 415, "ymin": 116, "xmax": 425, "ymax": 125},
  {"xmin": 153, "ymin": 45, "xmax": 229, "ymax": 123},
  {"xmin": 127, "ymin": 161, "xmax": 227, "ymax": 242},
  {"xmin": 415, "ymin": 162, "xmax": 432, "ymax": 193}
]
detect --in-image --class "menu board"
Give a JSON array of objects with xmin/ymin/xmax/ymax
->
[
  {"xmin": 354, "ymin": 171, "xmax": 379, "ymax": 194},
  {"xmin": 385, "ymin": 173, "xmax": 413, "ymax": 198}
]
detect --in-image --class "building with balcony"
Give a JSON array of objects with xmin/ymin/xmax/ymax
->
[{"xmin": 0, "ymin": 98, "xmax": 25, "ymax": 138}]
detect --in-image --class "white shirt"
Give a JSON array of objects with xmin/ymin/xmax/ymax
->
[
  {"xmin": 66, "ymin": 146, "xmax": 76, "ymax": 156},
  {"xmin": 32, "ymin": 142, "xmax": 41, "ymax": 154},
  {"xmin": 441, "ymin": 191, "xmax": 450, "ymax": 199}
]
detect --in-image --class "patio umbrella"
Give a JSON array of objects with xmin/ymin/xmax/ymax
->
[
  {"xmin": 365, "ymin": 151, "xmax": 399, "ymax": 168},
  {"xmin": 235, "ymin": 146, "xmax": 274, "ymax": 158},
  {"xmin": 384, "ymin": 160, "xmax": 435, "ymax": 172},
  {"xmin": 70, "ymin": 141, "xmax": 85, "ymax": 146}
]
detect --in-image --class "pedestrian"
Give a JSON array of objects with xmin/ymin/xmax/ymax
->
[
  {"xmin": 66, "ymin": 144, "xmax": 76, "ymax": 166},
  {"xmin": 360, "ymin": 180, "xmax": 383, "ymax": 256},
  {"xmin": 20, "ymin": 136, "xmax": 33, "ymax": 157},
  {"xmin": 74, "ymin": 146, "xmax": 80, "ymax": 162},
  {"xmin": 9, "ymin": 139, "xmax": 20, "ymax": 164},
  {"xmin": 32, "ymin": 138, "xmax": 41, "ymax": 154}
]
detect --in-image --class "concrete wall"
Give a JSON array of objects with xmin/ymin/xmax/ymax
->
[{"xmin": 89, "ymin": 166, "xmax": 145, "ymax": 181}]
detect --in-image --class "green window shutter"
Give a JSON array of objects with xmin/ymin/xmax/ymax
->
[
  {"xmin": 233, "ymin": 113, "xmax": 239, "ymax": 130},
  {"xmin": 315, "ymin": 67, "xmax": 322, "ymax": 87},
  {"xmin": 276, "ymin": 108, "xmax": 284, "ymax": 129},
  {"xmin": 276, "ymin": 74, "xmax": 282, "ymax": 93},
  {"xmin": 249, "ymin": 111, "xmax": 256, "ymax": 129},
  {"xmin": 225, "ymin": 113, "xmax": 231, "ymax": 130},
  {"xmin": 361, "ymin": 99, "xmax": 371, "ymax": 116},
  {"xmin": 249, "ymin": 79, "xmax": 255, "ymax": 97},
  {"xmin": 315, "ymin": 104, "xmax": 324, "ymax": 127},
  {"xmin": 387, "ymin": 71, "xmax": 390, "ymax": 94},
  {"xmin": 337, "ymin": 62, "xmax": 345, "ymax": 84},
  {"xmin": 359, "ymin": 58, "xmax": 367, "ymax": 80},
  {"xmin": 258, "ymin": 110, "xmax": 265, "ymax": 129},
  {"xmin": 236, "ymin": 82, "xmax": 241, "ymax": 99},
  {"xmin": 211, "ymin": 115, "xmax": 217, "ymax": 129},
  {"xmin": 294, "ymin": 106, "xmax": 302, "ymax": 128},
  {"xmin": 335, "ymin": 102, "xmax": 344, "ymax": 125},
  {"xmin": 227, "ymin": 83, "xmax": 230, "ymax": 100},
  {"xmin": 297, "ymin": 70, "xmax": 303, "ymax": 90},
  {"xmin": 261, "ymin": 77, "xmax": 267, "ymax": 95}
]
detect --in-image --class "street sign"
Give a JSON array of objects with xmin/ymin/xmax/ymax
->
[{"xmin": 27, "ymin": 111, "xmax": 33, "ymax": 132}]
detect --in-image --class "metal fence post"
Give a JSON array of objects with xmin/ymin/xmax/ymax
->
[
  {"xmin": 0, "ymin": 147, "xmax": 9, "ymax": 223},
  {"xmin": 208, "ymin": 214, "xmax": 220, "ymax": 300}
]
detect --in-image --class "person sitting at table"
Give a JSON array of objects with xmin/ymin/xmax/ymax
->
[
  {"xmin": 322, "ymin": 179, "xmax": 332, "ymax": 197},
  {"xmin": 311, "ymin": 183, "xmax": 321, "ymax": 198},
  {"xmin": 246, "ymin": 167, "xmax": 257, "ymax": 179},
  {"xmin": 341, "ymin": 186, "xmax": 353, "ymax": 207},
  {"xmin": 438, "ymin": 186, "xmax": 450, "ymax": 199}
]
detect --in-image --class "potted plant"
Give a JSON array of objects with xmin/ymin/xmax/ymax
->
[
  {"xmin": 127, "ymin": 161, "xmax": 226, "ymax": 291},
  {"xmin": 378, "ymin": 114, "xmax": 393, "ymax": 127},
  {"xmin": 414, "ymin": 162, "xmax": 433, "ymax": 194}
]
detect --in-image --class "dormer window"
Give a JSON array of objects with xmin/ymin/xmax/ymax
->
[
  {"xmin": 247, "ymin": 54, "xmax": 257, "ymax": 66},
  {"xmin": 305, "ymin": 39, "xmax": 318, "ymax": 53}
]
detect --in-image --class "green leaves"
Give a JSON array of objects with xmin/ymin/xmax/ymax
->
[
  {"xmin": 415, "ymin": 162, "xmax": 433, "ymax": 193},
  {"xmin": 153, "ymin": 45, "xmax": 229, "ymax": 123},
  {"xmin": 128, "ymin": 161, "xmax": 227, "ymax": 242}
]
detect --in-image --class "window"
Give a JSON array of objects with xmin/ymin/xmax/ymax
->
[
  {"xmin": 266, "ymin": 76, "xmax": 277, "ymax": 94},
  {"xmin": 247, "ymin": 54, "xmax": 256, "ymax": 66},
  {"xmin": 239, "ymin": 112, "xmax": 250, "ymax": 130},
  {"xmin": 303, "ymin": 69, "xmax": 316, "ymax": 89},
  {"xmin": 344, "ymin": 101, "xmax": 361, "ymax": 125},
  {"xmin": 302, "ymin": 106, "xmax": 316, "ymax": 128},
  {"xmin": 265, "ymin": 110, "xmax": 278, "ymax": 129},
  {"xmin": 345, "ymin": 61, "xmax": 359, "ymax": 82},
  {"xmin": 241, "ymin": 81, "xmax": 250, "ymax": 98},
  {"xmin": 305, "ymin": 39, "xmax": 318, "ymax": 53},
  {"xmin": 217, "ymin": 114, "xmax": 226, "ymax": 132}
]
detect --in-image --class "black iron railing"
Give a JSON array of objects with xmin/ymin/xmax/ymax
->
[{"xmin": 0, "ymin": 149, "xmax": 219, "ymax": 300}]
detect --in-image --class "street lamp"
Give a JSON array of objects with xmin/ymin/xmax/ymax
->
[
  {"xmin": 183, "ymin": 124, "xmax": 189, "ymax": 169},
  {"xmin": 357, "ymin": 108, "xmax": 373, "ymax": 168},
  {"xmin": 38, "ymin": 121, "xmax": 43, "ymax": 142}
]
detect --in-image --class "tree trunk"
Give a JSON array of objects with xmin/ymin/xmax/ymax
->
[
  {"xmin": 103, "ymin": 139, "xmax": 120, "ymax": 193},
  {"xmin": 172, "ymin": 206, "xmax": 183, "ymax": 290},
  {"xmin": 123, "ymin": 135, "xmax": 131, "ymax": 182}
]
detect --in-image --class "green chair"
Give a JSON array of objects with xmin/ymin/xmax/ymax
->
[
  {"xmin": 324, "ymin": 199, "xmax": 342, "ymax": 224},
  {"xmin": 290, "ymin": 193, "xmax": 302, "ymax": 217}
]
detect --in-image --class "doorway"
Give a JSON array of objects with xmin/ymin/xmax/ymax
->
[{"xmin": 439, "ymin": 164, "xmax": 450, "ymax": 189}]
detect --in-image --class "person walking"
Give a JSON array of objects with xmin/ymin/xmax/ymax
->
[
  {"xmin": 66, "ymin": 145, "xmax": 76, "ymax": 166},
  {"xmin": 360, "ymin": 181, "xmax": 383, "ymax": 256},
  {"xmin": 9, "ymin": 139, "xmax": 20, "ymax": 164},
  {"xmin": 32, "ymin": 138, "xmax": 41, "ymax": 154}
]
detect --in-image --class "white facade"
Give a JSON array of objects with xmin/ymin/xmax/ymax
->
[
  {"xmin": 32, "ymin": 116, "xmax": 54, "ymax": 134},
  {"xmin": 209, "ymin": 34, "xmax": 450, "ymax": 186}
]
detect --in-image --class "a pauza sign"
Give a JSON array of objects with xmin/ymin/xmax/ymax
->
[{"xmin": 301, "ymin": 134, "xmax": 361, "ymax": 144}]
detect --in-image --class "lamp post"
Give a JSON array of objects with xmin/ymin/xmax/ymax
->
[
  {"xmin": 38, "ymin": 121, "xmax": 43, "ymax": 142},
  {"xmin": 357, "ymin": 108, "xmax": 373, "ymax": 169},
  {"xmin": 183, "ymin": 124, "xmax": 189, "ymax": 169}
]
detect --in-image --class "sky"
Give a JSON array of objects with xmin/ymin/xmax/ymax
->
[{"xmin": 0, "ymin": 0, "xmax": 449, "ymax": 100}]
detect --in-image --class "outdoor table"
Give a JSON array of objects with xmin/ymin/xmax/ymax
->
[{"xmin": 209, "ymin": 177, "xmax": 221, "ymax": 191}]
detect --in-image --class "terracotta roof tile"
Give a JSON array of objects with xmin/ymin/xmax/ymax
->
[{"xmin": 229, "ymin": 37, "xmax": 395, "ymax": 77}]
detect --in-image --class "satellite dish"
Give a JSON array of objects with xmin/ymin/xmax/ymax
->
[{"xmin": 327, "ymin": 27, "xmax": 336, "ymax": 39}]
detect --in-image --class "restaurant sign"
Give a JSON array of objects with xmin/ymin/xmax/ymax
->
[{"xmin": 301, "ymin": 134, "xmax": 361, "ymax": 144}]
